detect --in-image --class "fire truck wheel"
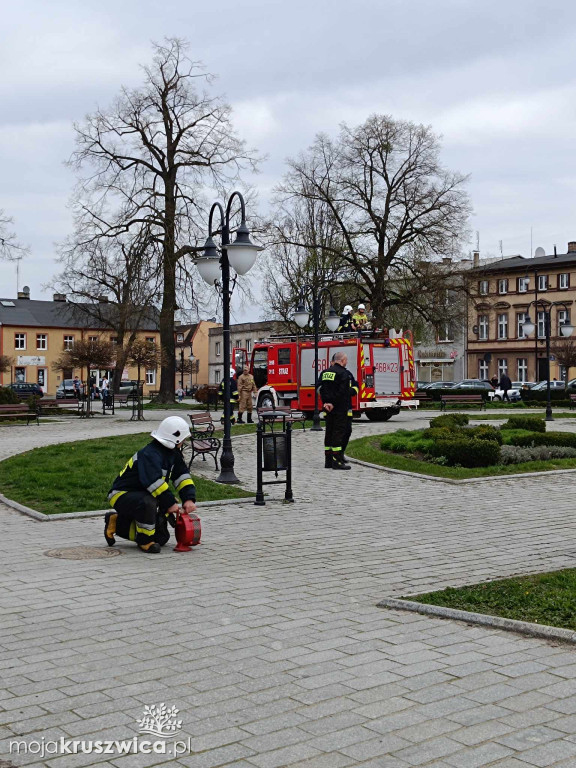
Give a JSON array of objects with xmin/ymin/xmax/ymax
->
[
  {"xmin": 366, "ymin": 408, "xmax": 394, "ymax": 422},
  {"xmin": 258, "ymin": 393, "xmax": 275, "ymax": 409}
]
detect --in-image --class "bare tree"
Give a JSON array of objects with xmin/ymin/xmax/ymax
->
[
  {"xmin": 128, "ymin": 338, "xmax": 160, "ymax": 385},
  {"xmin": 67, "ymin": 38, "xmax": 259, "ymax": 402},
  {"xmin": 551, "ymin": 338, "xmax": 576, "ymax": 383},
  {"xmin": 274, "ymin": 115, "xmax": 471, "ymax": 327},
  {"xmin": 0, "ymin": 210, "xmax": 28, "ymax": 262},
  {"xmin": 0, "ymin": 355, "xmax": 13, "ymax": 374},
  {"xmin": 52, "ymin": 339, "xmax": 116, "ymax": 416},
  {"xmin": 55, "ymin": 225, "xmax": 160, "ymax": 391}
]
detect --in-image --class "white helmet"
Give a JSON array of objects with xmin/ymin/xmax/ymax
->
[
  {"xmin": 151, "ymin": 416, "xmax": 191, "ymax": 449},
  {"xmin": 230, "ymin": 367, "xmax": 236, "ymax": 377},
  {"xmin": 358, "ymin": 303, "xmax": 366, "ymax": 310},
  {"xmin": 343, "ymin": 305, "xmax": 353, "ymax": 314}
]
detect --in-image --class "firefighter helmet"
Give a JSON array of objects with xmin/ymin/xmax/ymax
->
[
  {"xmin": 343, "ymin": 305, "xmax": 353, "ymax": 314},
  {"xmin": 358, "ymin": 303, "xmax": 366, "ymax": 310},
  {"xmin": 151, "ymin": 416, "xmax": 191, "ymax": 449}
]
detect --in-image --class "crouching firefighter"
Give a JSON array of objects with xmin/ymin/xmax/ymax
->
[{"xmin": 104, "ymin": 416, "xmax": 197, "ymax": 554}]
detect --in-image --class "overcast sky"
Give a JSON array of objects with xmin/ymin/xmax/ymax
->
[{"xmin": 1, "ymin": 0, "xmax": 575, "ymax": 321}]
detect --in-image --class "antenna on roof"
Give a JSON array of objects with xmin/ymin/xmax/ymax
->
[
  {"xmin": 476, "ymin": 231, "xmax": 480, "ymax": 251},
  {"xmin": 499, "ymin": 240, "xmax": 503, "ymax": 258},
  {"xmin": 530, "ymin": 227, "xmax": 533, "ymax": 257},
  {"xmin": 534, "ymin": 246, "xmax": 546, "ymax": 259},
  {"xmin": 15, "ymin": 256, "xmax": 22, "ymax": 294}
]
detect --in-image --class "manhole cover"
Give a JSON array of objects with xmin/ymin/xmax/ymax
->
[{"xmin": 44, "ymin": 546, "xmax": 123, "ymax": 560}]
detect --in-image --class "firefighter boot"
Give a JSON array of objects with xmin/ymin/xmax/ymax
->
[
  {"xmin": 104, "ymin": 512, "xmax": 117, "ymax": 547},
  {"xmin": 332, "ymin": 454, "xmax": 351, "ymax": 470},
  {"xmin": 237, "ymin": 413, "xmax": 244, "ymax": 424},
  {"xmin": 138, "ymin": 542, "xmax": 162, "ymax": 554},
  {"xmin": 247, "ymin": 413, "xmax": 253, "ymax": 424},
  {"xmin": 324, "ymin": 450, "xmax": 333, "ymax": 469}
]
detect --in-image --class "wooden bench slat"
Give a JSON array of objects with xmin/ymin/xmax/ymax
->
[{"xmin": 186, "ymin": 411, "xmax": 221, "ymax": 471}]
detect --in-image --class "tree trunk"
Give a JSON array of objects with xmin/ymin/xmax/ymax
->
[{"xmin": 158, "ymin": 195, "xmax": 176, "ymax": 403}]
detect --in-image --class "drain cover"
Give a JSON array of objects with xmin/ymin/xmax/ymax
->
[{"xmin": 44, "ymin": 546, "xmax": 123, "ymax": 560}]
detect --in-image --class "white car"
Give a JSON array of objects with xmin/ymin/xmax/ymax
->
[{"xmin": 491, "ymin": 386, "xmax": 522, "ymax": 402}]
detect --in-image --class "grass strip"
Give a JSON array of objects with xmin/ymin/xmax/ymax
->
[
  {"xmin": 346, "ymin": 434, "xmax": 576, "ymax": 479},
  {"xmin": 0, "ymin": 432, "xmax": 253, "ymax": 515},
  {"xmin": 403, "ymin": 569, "xmax": 576, "ymax": 631}
]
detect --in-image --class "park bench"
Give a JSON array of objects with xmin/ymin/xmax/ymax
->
[
  {"xmin": 148, "ymin": 390, "xmax": 160, "ymax": 403},
  {"xmin": 114, "ymin": 394, "xmax": 130, "ymax": 406},
  {"xmin": 185, "ymin": 411, "xmax": 221, "ymax": 471},
  {"xmin": 415, "ymin": 392, "xmax": 436, "ymax": 407},
  {"xmin": 38, "ymin": 398, "xmax": 78, "ymax": 415},
  {"xmin": 440, "ymin": 393, "xmax": 486, "ymax": 411},
  {"xmin": 570, "ymin": 394, "xmax": 576, "ymax": 410},
  {"xmin": 257, "ymin": 405, "xmax": 307, "ymax": 430},
  {"xmin": 0, "ymin": 403, "xmax": 39, "ymax": 426}
]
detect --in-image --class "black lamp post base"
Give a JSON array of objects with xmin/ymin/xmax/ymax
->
[{"xmin": 216, "ymin": 470, "xmax": 240, "ymax": 484}]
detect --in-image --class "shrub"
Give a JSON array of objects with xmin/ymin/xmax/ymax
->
[
  {"xmin": 380, "ymin": 429, "xmax": 434, "ymax": 454},
  {"xmin": 464, "ymin": 425, "xmax": 503, "ymax": 444},
  {"xmin": 0, "ymin": 387, "xmax": 20, "ymax": 405},
  {"xmin": 429, "ymin": 437, "xmax": 500, "ymax": 467},
  {"xmin": 422, "ymin": 427, "xmax": 456, "ymax": 440},
  {"xmin": 429, "ymin": 414, "xmax": 469, "ymax": 429},
  {"xmin": 500, "ymin": 444, "xmax": 576, "ymax": 465},
  {"xmin": 501, "ymin": 416, "xmax": 546, "ymax": 433},
  {"xmin": 507, "ymin": 431, "xmax": 576, "ymax": 448}
]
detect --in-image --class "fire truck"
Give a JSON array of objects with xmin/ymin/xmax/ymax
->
[{"xmin": 234, "ymin": 330, "xmax": 417, "ymax": 421}]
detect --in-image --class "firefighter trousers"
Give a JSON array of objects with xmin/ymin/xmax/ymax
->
[
  {"xmin": 238, "ymin": 391, "xmax": 254, "ymax": 413},
  {"xmin": 341, "ymin": 416, "xmax": 353, "ymax": 455},
  {"xmin": 113, "ymin": 492, "xmax": 169, "ymax": 547},
  {"xmin": 324, "ymin": 410, "xmax": 348, "ymax": 457}
]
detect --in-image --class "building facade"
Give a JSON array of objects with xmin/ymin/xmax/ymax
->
[
  {"xmin": 174, "ymin": 320, "xmax": 221, "ymax": 390},
  {"xmin": 0, "ymin": 292, "xmax": 160, "ymax": 395},
  {"xmin": 467, "ymin": 244, "xmax": 576, "ymax": 382},
  {"xmin": 208, "ymin": 321, "xmax": 286, "ymax": 385}
]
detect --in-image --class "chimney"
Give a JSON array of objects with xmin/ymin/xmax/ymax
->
[
  {"xmin": 53, "ymin": 293, "xmax": 66, "ymax": 302},
  {"xmin": 442, "ymin": 257, "xmax": 451, "ymax": 265},
  {"xmin": 568, "ymin": 242, "xmax": 576, "ymax": 253},
  {"xmin": 97, "ymin": 296, "xmax": 109, "ymax": 303},
  {"xmin": 473, "ymin": 250, "xmax": 480, "ymax": 267},
  {"xmin": 17, "ymin": 285, "xmax": 30, "ymax": 300}
]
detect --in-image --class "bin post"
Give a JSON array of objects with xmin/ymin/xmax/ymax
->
[
  {"xmin": 284, "ymin": 421, "xmax": 294, "ymax": 503},
  {"xmin": 255, "ymin": 419, "xmax": 265, "ymax": 505}
]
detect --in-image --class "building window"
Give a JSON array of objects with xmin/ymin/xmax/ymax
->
[
  {"xmin": 214, "ymin": 369, "xmax": 221, "ymax": 384},
  {"xmin": 478, "ymin": 280, "xmax": 489, "ymax": 296},
  {"xmin": 518, "ymin": 277, "xmax": 530, "ymax": 293},
  {"xmin": 537, "ymin": 311, "xmax": 546, "ymax": 339},
  {"xmin": 497, "ymin": 358, "xmax": 508, "ymax": 377},
  {"xmin": 64, "ymin": 335, "xmax": 74, "ymax": 350},
  {"xmin": 517, "ymin": 312, "xmax": 527, "ymax": 339},
  {"xmin": 559, "ymin": 273, "xmax": 570, "ymax": 289},
  {"xmin": 498, "ymin": 279, "xmax": 508, "ymax": 295},
  {"xmin": 145, "ymin": 369, "xmax": 156, "ymax": 385},
  {"xmin": 215, "ymin": 341, "xmax": 221, "ymax": 357},
  {"xmin": 110, "ymin": 336, "xmax": 118, "ymax": 345},
  {"xmin": 15, "ymin": 366, "xmax": 26, "ymax": 382},
  {"xmin": 235, "ymin": 339, "xmax": 242, "ymax": 349},
  {"xmin": 558, "ymin": 310, "xmax": 571, "ymax": 335},
  {"xmin": 517, "ymin": 358, "xmax": 528, "ymax": 382},
  {"xmin": 245, "ymin": 339, "xmax": 252, "ymax": 353},
  {"xmin": 437, "ymin": 323, "xmax": 454, "ymax": 342},
  {"xmin": 14, "ymin": 333, "xmax": 26, "ymax": 350},
  {"xmin": 146, "ymin": 336, "xmax": 155, "ymax": 344},
  {"xmin": 278, "ymin": 348, "xmax": 291, "ymax": 365},
  {"xmin": 478, "ymin": 360, "xmax": 489, "ymax": 380},
  {"xmin": 88, "ymin": 336, "xmax": 98, "ymax": 342},
  {"xmin": 176, "ymin": 333, "xmax": 184, "ymax": 343},
  {"xmin": 497, "ymin": 313, "xmax": 508, "ymax": 340},
  {"xmin": 538, "ymin": 274, "xmax": 548, "ymax": 291},
  {"xmin": 478, "ymin": 315, "xmax": 488, "ymax": 340},
  {"xmin": 36, "ymin": 334, "xmax": 47, "ymax": 350}
]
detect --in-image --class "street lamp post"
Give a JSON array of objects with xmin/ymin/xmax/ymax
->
[
  {"xmin": 521, "ymin": 300, "xmax": 574, "ymax": 421},
  {"xmin": 195, "ymin": 191, "xmax": 262, "ymax": 483},
  {"xmin": 180, "ymin": 348, "xmax": 184, "ymax": 390},
  {"xmin": 293, "ymin": 286, "xmax": 340, "ymax": 431}
]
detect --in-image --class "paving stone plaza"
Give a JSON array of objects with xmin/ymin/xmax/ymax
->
[{"xmin": 3, "ymin": 409, "xmax": 576, "ymax": 767}]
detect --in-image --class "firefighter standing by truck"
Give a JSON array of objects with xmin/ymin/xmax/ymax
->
[
  {"xmin": 319, "ymin": 350, "xmax": 352, "ymax": 470},
  {"xmin": 104, "ymin": 416, "xmax": 196, "ymax": 554},
  {"xmin": 236, "ymin": 365, "xmax": 257, "ymax": 423}
]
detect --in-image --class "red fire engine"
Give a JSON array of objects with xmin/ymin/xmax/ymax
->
[{"xmin": 234, "ymin": 331, "xmax": 417, "ymax": 421}]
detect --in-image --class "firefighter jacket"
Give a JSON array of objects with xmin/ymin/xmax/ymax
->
[
  {"xmin": 345, "ymin": 369, "xmax": 359, "ymax": 417},
  {"xmin": 337, "ymin": 314, "xmax": 354, "ymax": 332},
  {"xmin": 352, "ymin": 311, "xmax": 369, "ymax": 329},
  {"xmin": 237, "ymin": 373, "xmax": 257, "ymax": 393},
  {"xmin": 319, "ymin": 363, "xmax": 351, "ymax": 414},
  {"xmin": 219, "ymin": 376, "xmax": 239, "ymax": 402},
  {"xmin": 108, "ymin": 440, "xmax": 196, "ymax": 513}
]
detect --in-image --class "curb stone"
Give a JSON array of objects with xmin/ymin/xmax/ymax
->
[
  {"xmin": 377, "ymin": 596, "xmax": 576, "ymax": 645},
  {"xmin": 0, "ymin": 492, "xmax": 256, "ymax": 522}
]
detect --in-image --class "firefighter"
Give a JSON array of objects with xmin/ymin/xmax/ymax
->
[
  {"xmin": 319, "ymin": 350, "xmax": 352, "ymax": 470},
  {"xmin": 104, "ymin": 416, "xmax": 196, "ymax": 554},
  {"xmin": 342, "ymin": 366, "xmax": 359, "ymax": 464},
  {"xmin": 219, "ymin": 369, "xmax": 239, "ymax": 411},
  {"xmin": 337, "ymin": 305, "xmax": 355, "ymax": 332},
  {"xmin": 236, "ymin": 365, "xmax": 257, "ymax": 423},
  {"xmin": 352, "ymin": 304, "xmax": 369, "ymax": 330}
]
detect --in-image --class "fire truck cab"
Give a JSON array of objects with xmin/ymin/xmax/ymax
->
[{"xmin": 234, "ymin": 331, "xmax": 417, "ymax": 421}]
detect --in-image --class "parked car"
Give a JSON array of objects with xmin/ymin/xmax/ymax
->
[
  {"xmin": 117, "ymin": 380, "xmax": 144, "ymax": 396},
  {"xmin": 449, "ymin": 379, "xmax": 494, "ymax": 391},
  {"xmin": 492, "ymin": 386, "xmax": 522, "ymax": 402},
  {"xmin": 56, "ymin": 379, "xmax": 78, "ymax": 399},
  {"xmin": 531, "ymin": 380, "xmax": 565, "ymax": 391},
  {"xmin": 424, "ymin": 381, "xmax": 455, "ymax": 390},
  {"xmin": 7, "ymin": 382, "xmax": 44, "ymax": 399},
  {"xmin": 513, "ymin": 381, "xmax": 536, "ymax": 390}
]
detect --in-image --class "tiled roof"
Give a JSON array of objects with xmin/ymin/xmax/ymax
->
[
  {"xmin": 0, "ymin": 299, "xmax": 159, "ymax": 330},
  {"xmin": 474, "ymin": 252, "xmax": 576, "ymax": 274}
]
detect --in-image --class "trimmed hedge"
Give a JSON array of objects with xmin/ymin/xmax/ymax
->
[
  {"xmin": 0, "ymin": 387, "xmax": 21, "ymax": 405},
  {"xmin": 522, "ymin": 389, "xmax": 570, "ymax": 403},
  {"xmin": 508, "ymin": 431, "xmax": 576, "ymax": 449},
  {"xmin": 464, "ymin": 425, "xmax": 503, "ymax": 444},
  {"xmin": 429, "ymin": 437, "xmax": 500, "ymax": 467},
  {"xmin": 429, "ymin": 414, "xmax": 469, "ymax": 428},
  {"xmin": 501, "ymin": 416, "xmax": 546, "ymax": 433}
]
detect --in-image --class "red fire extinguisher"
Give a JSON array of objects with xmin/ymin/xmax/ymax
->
[{"xmin": 174, "ymin": 509, "xmax": 202, "ymax": 552}]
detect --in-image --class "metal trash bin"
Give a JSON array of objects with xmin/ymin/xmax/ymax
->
[
  {"xmin": 255, "ymin": 410, "xmax": 294, "ymax": 505},
  {"xmin": 262, "ymin": 432, "xmax": 287, "ymax": 471}
]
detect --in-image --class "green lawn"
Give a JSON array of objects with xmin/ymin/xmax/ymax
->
[
  {"xmin": 346, "ymin": 434, "xmax": 576, "ymax": 479},
  {"xmin": 404, "ymin": 569, "xmax": 576, "ymax": 630},
  {"xmin": 0, "ymin": 432, "xmax": 253, "ymax": 515}
]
